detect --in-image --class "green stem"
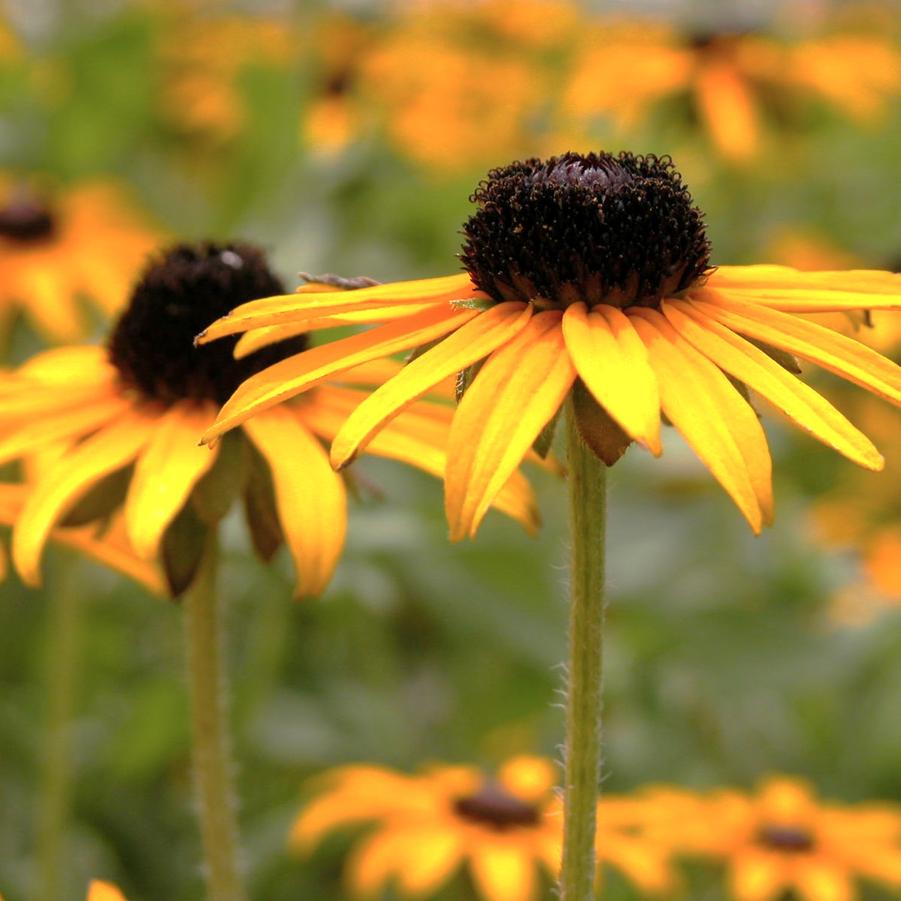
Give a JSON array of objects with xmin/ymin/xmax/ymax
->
[
  {"xmin": 559, "ymin": 402, "xmax": 608, "ymax": 901},
  {"xmin": 184, "ymin": 534, "xmax": 247, "ymax": 901},
  {"xmin": 35, "ymin": 559, "xmax": 79, "ymax": 901}
]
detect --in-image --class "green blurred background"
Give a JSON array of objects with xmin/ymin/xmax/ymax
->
[{"xmin": 0, "ymin": 1, "xmax": 899, "ymax": 899}]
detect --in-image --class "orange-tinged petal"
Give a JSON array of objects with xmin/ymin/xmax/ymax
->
[
  {"xmin": 13, "ymin": 410, "xmax": 155, "ymax": 586},
  {"xmin": 19, "ymin": 345, "xmax": 114, "ymax": 384},
  {"xmin": 562, "ymin": 302, "xmax": 661, "ymax": 454},
  {"xmin": 203, "ymin": 305, "xmax": 476, "ymax": 444},
  {"xmin": 629, "ymin": 310, "xmax": 765, "ymax": 532},
  {"xmin": 198, "ymin": 272, "xmax": 482, "ymax": 343},
  {"xmin": 664, "ymin": 300, "xmax": 884, "ymax": 471},
  {"xmin": 243, "ymin": 407, "xmax": 346, "ymax": 597},
  {"xmin": 710, "ymin": 265, "xmax": 901, "ymax": 295},
  {"xmin": 730, "ymin": 851, "xmax": 788, "ymax": 901},
  {"xmin": 694, "ymin": 60, "xmax": 760, "ymax": 161},
  {"xmin": 398, "ymin": 829, "xmax": 464, "ymax": 894},
  {"xmin": 331, "ymin": 302, "xmax": 531, "ymax": 469},
  {"xmin": 693, "ymin": 296, "xmax": 901, "ymax": 406},
  {"xmin": 469, "ymin": 842, "xmax": 537, "ymax": 901},
  {"xmin": 124, "ymin": 402, "xmax": 219, "ymax": 558},
  {"xmin": 87, "ymin": 881, "xmax": 127, "ymax": 901},
  {"xmin": 793, "ymin": 859, "xmax": 853, "ymax": 901},
  {"xmin": 446, "ymin": 312, "xmax": 576, "ymax": 540},
  {"xmin": 498, "ymin": 756, "xmax": 557, "ymax": 803}
]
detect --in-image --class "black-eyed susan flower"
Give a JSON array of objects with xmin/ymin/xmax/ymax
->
[
  {"xmin": 200, "ymin": 151, "xmax": 901, "ymax": 539},
  {"xmin": 0, "ymin": 242, "xmax": 536, "ymax": 598},
  {"xmin": 680, "ymin": 777, "xmax": 901, "ymax": 901},
  {"xmin": 292, "ymin": 756, "xmax": 672, "ymax": 901},
  {"xmin": 0, "ymin": 179, "xmax": 158, "ymax": 343}
]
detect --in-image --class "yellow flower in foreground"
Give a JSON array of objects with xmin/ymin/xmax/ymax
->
[
  {"xmin": 200, "ymin": 152, "xmax": 901, "ymax": 538},
  {"xmin": 291, "ymin": 756, "xmax": 673, "ymax": 901},
  {"xmin": 0, "ymin": 180, "xmax": 158, "ymax": 342},
  {"xmin": 0, "ymin": 243, "xmax": 535, "ymax": 597},
  {"xmin": 682, "ymin": 777, "xmax": 901, "ymax": 901}
]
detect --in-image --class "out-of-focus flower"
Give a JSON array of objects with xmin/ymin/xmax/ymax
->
[
  {"xmin": 87, "ymin": 881, "xmax": 126, "ymax": 901},
  {"xmin": 561, "ymin": 22, "xmax": 901, "ymax": 162},
  {"xmin": 157, "ymin": 10, "xmax": 296, "ymax": 144},
  {"xmin": 0, "ymin": 244, "xmax": 537, "ymax": 598},
  {"xmin": 200, "ymin": 152, "xmax": 901, "ymax": 538},
  {"xmin": 675, "ymin": 777, "xmax": 901, "ymax": 901},
  {"xmin": 0, "ymin": 180, "xmax": 158, "ymax": 342},
  {"xmin": 292, "ymin": 756, "xmax": 674, "ymax": 900}
]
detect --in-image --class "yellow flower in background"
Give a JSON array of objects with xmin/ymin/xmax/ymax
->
[
  {"xmin": 561, "ymin": 23, "xmax": 901, "ymax": 162},
  {"xmin": 0, "ymin": 180, "xmax": 158, "ymax": 343},
  {"xmin": 680, "ymin": 777, "xmax": 901, "ymax": 901},
  {"xmin": 0, "ymin": 244, "xmax": 536, "ymax": 597},
  {"xmin": 0, "ymin": 483, "xmax": 163, "ymax": 593},
  {"xmin": 201, "ymin": 152, "xmax": 901, "ymax": 538},
  {"xmin": 87, "ymin": 881, "xmax": 126, "ymax": 901},
  {"xmin": 292, "ymin": 756, "xmax": 673, "ymax": 901}
]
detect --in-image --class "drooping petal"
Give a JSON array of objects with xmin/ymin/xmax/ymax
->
[
  {"xmin": 562, "ymin": 302, "xmax": 661, "ymax": 453},
  {"xmin": 694, "ymin": 60, "xmax": 760, "ymax": 161},
  {"xmin": 793, "ymin": 859, "xmax": 854, "ymax": 901},
  {"xmin": 446, "ymin": 311, "xmax": 576, "ymax": 540},
  {"xmin": 629, "ymin": 310, "xmax": 766, "ymax": 532},
  {"xmin": 243, "ymin": 406, "xmax": 346, "ymax": 597},
  {"xmin": 198, "ymin": 273, "xmax": 483, "ymax": 343},
  {"xmin": 469, "ymin": 842, "xmax": 536, "ymax": 901},
  {"xmin": 202, "ymin": 305, "xmax": 477, "ymax": 445},
  {"xmin": 729, "ymin": 851, "xmax": 788, "ymax": 901},
  {"xmin": 664, "ymin": 300, "xmax": 884, "ymax": 470},
  {"xmin": 124, "ymin": 402, "xmax": 220, "ymax": 558},
  {"xmin": 331, "ymin": 302, "xmax": 531, "ymax": 469},
  {"xmin": 13, "ymin": 410, "xmax": 156, "ymax": 586},
  {"xmin": 693, "ymin": 296, "xmax": 901, "ymax": 405}
]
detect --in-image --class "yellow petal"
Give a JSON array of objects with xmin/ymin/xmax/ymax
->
[
  {"xmin": 203, "ymin": 305, "xmax": 476, "ymax": 444},
  {"xmin": 730, "ymin": 851, "xmax": 788, "ymax": 901},
  {"xmin": 498, "ymin": 756, "xmax": 557, "ymax": 803},
  {"xmin": 397, "ymin": 829, "xmax": 464, "ymax": 895},
  {"xmin": 446, "ymin": 311, "xmax": 576, "ymax": 540},
  {"xmin": 561, "ymin": 302, "xmax": 661, "ymax": 454},
  {"xmin": 469, "ymin": 842, "xmax": 536, "ymax": 901},
  {"xmin": 87, "ymin": 881, "xmax": 127, "ymax": 901},
  {"xmin": 794, "ymin": 860, "xmax": 854, "ymax": 901},
  {"xmin": 124, "ymin": 402, "xmax": 220, "ymax": 558},
  {"xmin": 693, "ymin": 296, "xmax": 901, "ymax": 405},
  {"xmin": 665, "ymin": 300, "xmax": 884, "ymax": 470},
  {"xmin": 19, "ymin": 345, "xmax": 114, "ymax": 384},
  {"xmin": 13, "ymin": 411, "xmax": 155, "ymax": 586},
  {"xmin": 694, "ymin": 60, "xmax": 760, "ymax": 161},
  {"xmin": 243, "ymin": 407, "xmax": 346, "ymax": 597},
  {"xmin": 629, "ymin": 310, "xmax": 766, "ymax": 532},
  {"xmin": 198, "ymin": 272, "xmax": 481, "ymax": 343},
  {"xmin": 332, "ymin": 302, "xmax": 531, "ymax": 468}
]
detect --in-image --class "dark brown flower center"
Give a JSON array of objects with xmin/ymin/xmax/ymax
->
[
  {"xmin": 756, "ymin": 824, "xmax": 816, "ymax": 853},
  {"xmin": 460, "ymin": 151, "xmax": 711, "ymax": 310},
  {"xmin": 0, "ymin": 195, "xmax": 56, "ymax": 243},
  {"xmin": 108, "ymin": 242, "xmax": 307, "ymax": 405},
  {"xmin": 453, "ymin": 783, "xmax": 541, "ymax": 831}
]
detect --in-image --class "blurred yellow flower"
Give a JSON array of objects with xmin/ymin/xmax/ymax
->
[
  {"xmin": 200, "ymin": 152, "xmax": 901, "ymax": 537},
  {"xmin": 0, "ymin": 180, "xmax": 158, "ymax": 342},
  {"xmin": 88, "ymin": 881, "xmax": 126, "ymax": 901},
  {"xmin": 0, "ymin": 245, "xmax": 537, "ymax": 597},
  {"xmin": 681, "ymin": 777, "xmax": 901, "ymax": 901},
  {"xmin": 562, "ymin": 22, "xmax": 901, "ymax": 161},
  {"xmin": 292, "ymin": 756, "xmax": 674, "ymax": 900}
]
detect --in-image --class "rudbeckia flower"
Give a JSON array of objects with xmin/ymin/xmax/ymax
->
[
  {"xmin": 292, "ymin": 756, "xmax": 672, "ymax": 901},
  {"xmin": 200, "ymin": 152, "xmax": 901, "ymax": 538},
  {"xmin": 681, "ymin": 777, "xmax": 901, "ymax": 901},
  {"xmin": 0, "ymin": 180, "xmax": 158, "ymax": 343},
  {"xmin": 0, "ymin": 242, "xmax": 535, "ymax": 597}
]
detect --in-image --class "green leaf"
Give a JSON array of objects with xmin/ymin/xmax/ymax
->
[
  {"xmin": 160, "ymin": 503, "xmax": 207, "ymax": 599},
  {"xmin": 242, "ymin": 443, "xmax": 283, "ymax": 563},
  {"xmin": 191, "ymin": 431, "xmax": 246, "ymax": 525},
  {"xmin": 60, "ymin": 466, "xmax": 132, "ymax": 528},
  {"xmin": 572, "ymin": 380, "xmax": 631, "ymax": 466}
]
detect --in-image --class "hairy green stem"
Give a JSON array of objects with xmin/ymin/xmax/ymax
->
[
  {"xmin": 184, "ymin": 534, "xmax": 247, "ymax": 901},
  {"xmin": 559, "ymin": 403, "xmax": 608, "ymax": 900},
  {"xmin": 35, "ymin": 560, "xmax": 79, "ymax": 901}
]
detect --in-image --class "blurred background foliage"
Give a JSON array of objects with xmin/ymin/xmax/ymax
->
[{"xmin": 0, "ymin": 1, "xmax": 899, "ymax": 899}]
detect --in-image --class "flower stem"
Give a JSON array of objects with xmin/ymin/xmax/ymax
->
[
  {"xmin": 559, "ymin": 402, "xmax": 608, "ymax": 901},
  {"xmin": 184, "ymin": 533, "xmax": 247, "ymax": 901},
  {"xmin": 35, "ymin": 559, "xmax": 79, "ymax": 901}
]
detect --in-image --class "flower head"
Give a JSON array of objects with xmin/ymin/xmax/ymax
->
[
  {"xmin": 0, "ymin": 243, "xmax": 535, "ymax": 597},
  {"xmin": 291, "ymin": 756, "xmax": 673, "ymax": 901},
  {"xmin": 200, "ymin": 152, "xmax": 901, "ymax": 538},
  {"xmin": 0, "ymin": 180, "xmax": 158, "ymax": 342}
]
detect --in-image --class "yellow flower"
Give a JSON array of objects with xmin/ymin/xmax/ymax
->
[
  {"xmin": 0, "ymin": 483, "xmax": 163, "ymax": 593},
  {"xmin": 291, "ymin": 756, "xmax": 673, "ymax": 901},
  {"xmin": 0, "ymin": 180, "xmax": 158, "ymax": 342},
  {"xmin": 200, "ymin": 152, "xmax": 901, "ymax": 538},
  {"xmin": 87, "ymin": 882, "xmax": 126, "ymax": 901},
  {"xmin": 561, "ymin": 23, "xmax": 901, "ymax": 162},
  {"xmin": 681, "ymin": 777, "xmax": 901, "ymax": 901},
  {"xmin": 0, "ymin": 244, "xmax": 536, "ymax": 598}
]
